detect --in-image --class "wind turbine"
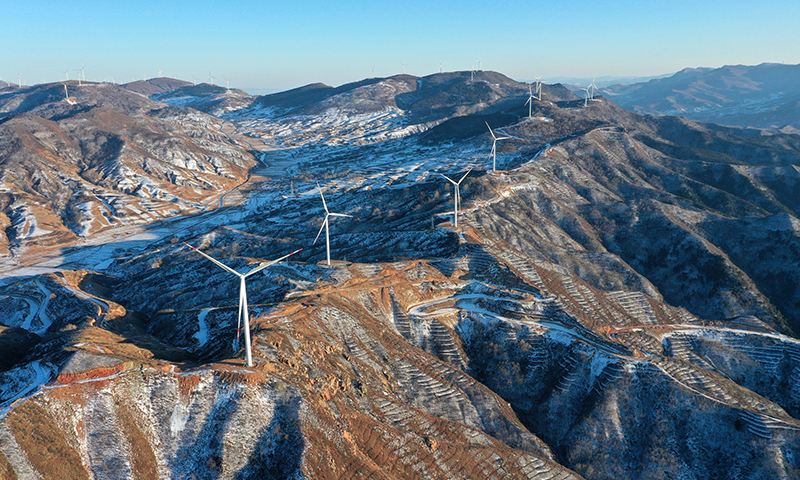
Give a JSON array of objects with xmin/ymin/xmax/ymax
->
[
  {"xmin": 535, "ymin": 75, "xmax": 542, "ymax": 101},
  {"xmin": 224, "ymin": 77, "xmax": 231, "ymax": 91},
  {"xmin": 401, "ymin": 63, "xmax": 407, "ymax": 74},
  {"xmin": 314, "ymin": 184, "xmax": 352, "ymax": 266},
  {"xmin": 184, "ymin": 243, "xmax": 302, "ymax": 367},
  {"xmin": 525, "ymin": 84, "xmax": 535, "ymax": 118},
  {"xmin": 63, "ymin": 70, "xmax": 69, "ymax": 81},
  {"xmin": 440, "ymin": 168, "xmax": 472, "ymax": 228},
  {"xmin": 372, "ymin": 65, "xmax": 375, "ymax": 77},
  {"xmin": 191, "ymin": 75, "xmax": 197, "ymax": 86},
  {"xmin": 581, "ymin": 87, "xmax": 590, "ymax": 107},
  {"xmin": 439, "ymin": 62, "xmax": 443, "ymax": 74},
  {"xmin": 17, "ymin": 74, "xmax": 22, "ymax": 89},
  {"xmin": 75, "ymin": 65, "xmax": 85, "ymax": 85},
  {"xmin": 208, "ymin": 73, "xmax": 215, "ymax": 85},
  {"xmin": 486, "ymin": 122, "xmax": 511, "ymax": 172},
  {"xmin": 588, "ymin": 77, "xmax": 598, "ymax": 100},
  {"xmin": 476, "ymin": 57, "xmax": 482, "ymax": 71}
]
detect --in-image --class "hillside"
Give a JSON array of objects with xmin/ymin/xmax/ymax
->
[
  {"xmin": 1, "ymin": 71, "xmax": 800, "ymax": 479},
  {"xmin": 0, "ymin": 81, "xmax": 257, "ymax": 260},
  {"xmin": 602, "ymin": 63, "xmax": 800, "ymax": 132}
]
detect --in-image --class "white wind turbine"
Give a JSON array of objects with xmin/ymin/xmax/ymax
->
[
  {"xmin": 224, "ymin": 77, "xmax": 231, "ymax": 91},
  {"xmin": 581, "ymin": 87, "xmax": 590, "ymax": 107},
  {"xmin": 401, "ymin": 63, "xmax": 407, "ymax": 74},
  {"xmin": 588, "ymin": 77, "xmax": 598, "ymax": 100},
  {"xmin": 208, "ymin": 73, "xmax": 215, "ymax": 85},
  {"xmin": 486, "ymin": 122, "xmax": 511, "ymax": 172},
  {"xmin": 184, "ymin": 243, "xmax": 302, "ymax": 367},
  {"xmin": 439, "ymin": 62, "xmax": 443, "ymax": 74},
  {"xmin": 313, "ymin": 184, "xmax": 352, "ymax": 266},
  {"xmin": 75, "ymin": 65, "xmax": 86, "ymax": 85},
  {"xmin": 63, "ymin": 70, "xmax": 70, "ymax": 81},
  {"xmin": 441, "ymin": 168, "xmax": 472, "ymax": 228},
  {"xmin": 525, "ymin": 84, "xmax": 535, "ymax": 118},
  {"xmin": 535, "ymin": 75, "xmax": 543, "ymax": 101},
  {"xmin": 17, "ymin": 74, "xmax": 22, "ymax": 88}
]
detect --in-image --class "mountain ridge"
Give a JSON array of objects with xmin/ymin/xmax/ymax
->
[{"xmin": 0, "ymin": 70, "xmax": 799, "ymax": 479}]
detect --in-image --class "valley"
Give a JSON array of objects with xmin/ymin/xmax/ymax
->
[{"xmin": 1, "ymin": 70, "xmax": 800, "ymax": 479}]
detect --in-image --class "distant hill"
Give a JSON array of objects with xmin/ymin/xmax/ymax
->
[
  {"xmin": 123, "ymin": 77, "xmax": 192, "ymax": 96},
  {"xmin": 602, "ymin": 63, "xmax": 800, "ymax": 132}
]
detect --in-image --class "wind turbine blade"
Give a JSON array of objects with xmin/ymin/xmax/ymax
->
[
  {"xmin": 245, "ymin": 248, "xmax": 303, "ymax": 277},
  {"xmin": 440, "ymin": 173, "xmax": 457, "ymax": 185},
  {"xmin": 497, "ymin": 136, "xmax": 512, "ymax": 140},
  {"xmin": 314, "ymin": 217, "xmax": 328, "ymax": 245},
  {"xmin": 184, "ymin": 242, "xmax": 240, "ymax": 276},
  {"xmin": 317, "ymin": 183, "xmax": 329, "ymax": 213},
  {"xmin": 525, "ymin": 97, "xmax": 531, "ymax": 106},
  {"xmin": 458, "ymin": 167, "xmax": 472, "ymax": 184},
  {"xmin": 328, "ymin": 213, "xmax": 352, "ymax": 218},
  {"xmin": 485, "ymin": 122, "xmax": 496, "ymax": 139}
]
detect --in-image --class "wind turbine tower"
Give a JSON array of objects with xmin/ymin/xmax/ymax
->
[
  {"xmin": 525, "ymin": 84, "xmax": 535, "ymax": 118},
  {"xmin": 535, "ymin": 75, "xmax": 542, "ymax": 101},
  {"xmin": 486, "ymin": 122, "xmax": 511, "ymax": 172},
  {"xmin": 64, "ymin": 84, "xmax": 77, "ymax": 105},
  {"xmin": 184, "ymin": 243, "xmax": 302, "ymax": 367},
  {"xmin": 581, "ymin": 87, "xmax": 590, "ymax": 107},
  {"xmin": 439, "ymin": 62, "xmax": 443, "ymax": 74},
  {"xmin": 314, "ymin": 184, "xmax": 352, "ymax": 266},
  {"xmin": 441, "ymin": 168, "xmax": 472, "ymax": 228}
]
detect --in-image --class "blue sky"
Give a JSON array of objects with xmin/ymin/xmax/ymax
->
[{"xmin": 4, "ymin": 0, "xmax": 799, "ymax": 93}]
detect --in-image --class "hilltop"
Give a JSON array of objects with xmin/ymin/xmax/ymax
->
[
  {"xmin": 0, "ymin": 70, "xmax": 799, "ymax": 479},
  {"xmin": 602, "ymin": 63, "xmax": 800, "ymax": 132}
]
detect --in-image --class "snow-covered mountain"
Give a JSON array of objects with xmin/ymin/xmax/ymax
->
[
  {"xmin": 602, "ymin": 63, "xmax": 800, "ymax": 132},
  {"xmin": 0, "ymin": 81, "xmax": 257, "ymax": 258},
  {"xmin": 1, "ymin": 70, "xmax": 800, "ymax": 479}
]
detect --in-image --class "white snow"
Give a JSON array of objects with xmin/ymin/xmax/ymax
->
[
  {"xmin": 193, "ymin": 309, "xmax": 211, "ymax": 347},
  {"xmin": 0, "ymin": 361, "xmax": 57, "ymax": 419},
  {"xmin": 169, "ymin": 401, "xmax": 189, "ymax": 436}
]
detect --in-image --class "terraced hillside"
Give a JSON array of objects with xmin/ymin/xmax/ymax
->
[
  {"xmin": 0, "ymin": 81, "xmax": 258, "ymax": 262},
  {"xmin": 1, "ymin": 71, "xmax": 800, "ymax": 479}
]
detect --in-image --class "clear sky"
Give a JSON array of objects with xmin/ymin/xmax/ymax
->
[{"xmin": 4, "ymin": 0, "xmax": 799, "ymax": 93}]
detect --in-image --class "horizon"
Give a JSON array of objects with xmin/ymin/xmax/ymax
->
[
  {"xmin": 4, "ymin": 61, "xmax": 797, "ymax": 97},
  {"xmin": 4, "ymin": 1, "xmax": 800, "ymax": 92}
]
